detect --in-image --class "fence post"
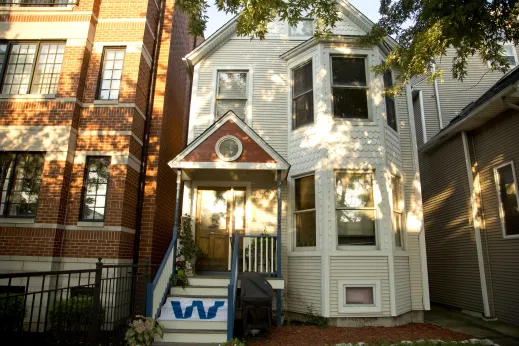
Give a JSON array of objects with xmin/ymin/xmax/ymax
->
[{"xmin": 89, "ymin": 258, "xmax": 103, "ymax": 346}]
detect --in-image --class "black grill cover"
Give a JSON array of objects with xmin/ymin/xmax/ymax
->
[
  {"xmin": 240, "ymin": 272, "xmax": 273, "ymax": 303},
  {"xmin": 240, "ymin": 272, "xmax": 273, "ymax": 336}
]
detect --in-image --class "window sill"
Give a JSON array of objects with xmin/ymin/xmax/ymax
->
[
  {"xmin": 334, "ymin": 118, "xmax": 378, "ymax": 126},
  {"xmin": 0, "ymin": 218, "xmax": 35, "ymax": 226},
  {"xmin": 0, "ymin": 94, "xmax": 56, "ymax": 100},
  {"xmin": 0, "ymin": 5, "xmax": 75, "ymax": 13},
  {"xmin": 93, "ymin": 100, "xmax": 119, "ymax": 105},
  {"xmin": 77, "ymin": 221, "xmax": 104, "ymax": 227}
]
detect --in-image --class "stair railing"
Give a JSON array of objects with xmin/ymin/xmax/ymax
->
[
  {"xmin": 242, "ymin": 234, "xmax": 278, "ymax": 275},
  {"xmin": 146, "ymin": 233, "xmax": 178, "ymax": 319},
  {"xmin": 227, "ymin": 231, "xmax": 241, "ymax": 340}
]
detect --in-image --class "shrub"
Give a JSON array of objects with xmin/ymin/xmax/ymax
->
[
  {"xmin": 219, "ymin": 338, "xmax": 245, "ymax": 346},
  {"xmin": 306, "ymin": 303, "xmax": 329, "ymax": 329},
  {"xmin": 0, "ymin": 294, "xmax": 26, "ymax": 332},
  {"xmin": 125, "ymin": 316, "xmax": 164, "ymax": 346},
  {"xmin": 49, "ymin": 295, "xmax": 105, "ymax": 332}
]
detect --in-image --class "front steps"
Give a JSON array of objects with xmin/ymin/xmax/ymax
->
[{"xmin": 156, "ymin": 277, "xmax": 229, "ymax": 345}]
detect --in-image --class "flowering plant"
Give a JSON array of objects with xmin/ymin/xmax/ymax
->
[
  {"xmin": 219, "ymin": 338, "xmax": 245, "ymax": 346},
  {"xmin": 124, "ymin": 315, "xmax": 164, "ymax": 346},
  {"xmin": 175, "ymin": 260, "xmax": 185, "ymax": 269}
]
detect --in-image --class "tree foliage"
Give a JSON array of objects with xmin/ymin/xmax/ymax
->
[
  {"xmin": 361, "ymin": 0, "xmax": 519, "ymax": 94},
  {"xmin": 176, "ymin": 0, "xmax": 340, "ymax": 39}
]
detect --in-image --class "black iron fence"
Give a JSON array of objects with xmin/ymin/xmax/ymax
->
[
  {"xmin": 0, "ymin": 258, "xmax": 156, "ymax": 345},
  {"xmin": 0, "ymin": 0, "xmax": 78, "ymax": 7}
]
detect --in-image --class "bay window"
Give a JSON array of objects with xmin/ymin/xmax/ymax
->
[
  {"xmin": 331, "ymin": 56, "xmax": 369, "ymax": 119},
  {"xmin": 216, "ymin": 71, "xmax": 248, "ymax": 120},
  {"xmin": 0, "ymin": 152, "xmax": 45, "ymax": 218},
  {"xmin": 391, "ymin": 175, "xmax": 404, "ymax": 248},
  {"xmin": 0, "ymin": 42, "xmax": 65, "ymax": 95},
  {"xmin": 335, "ymin": 171, "xmax": 376, "ymax": 246},
  {"xmin": 292, "ymin": 61, "xmax": 313, "ymax": 129},
  {"xmin": 294, "ymin": 174, "xmax": 316, "ymax": 247}
]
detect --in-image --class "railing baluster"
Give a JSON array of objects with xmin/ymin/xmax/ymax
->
[
  {"xmin": 242, "ymin": 237, "xmax": 246, "ymax": 271},
  {"xmin": 247, "ymin": 238, "xmax": 251, "ymax": 272},
  {"xmin": 271, "ymin": 237, "xmax": 274, "ymax": 274},
  {"xmin": 266, "ymin": 237, "xmax": 269, "ymax": 273},
  {"xmin": 254, "ymin": 237, "xmax": 257, "ymax": 272},
  {"xmin": 260, "ymin": 237, "xmax": 264, "ymax": 273}
]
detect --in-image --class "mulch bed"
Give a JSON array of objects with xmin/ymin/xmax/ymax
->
[{"xmin": 248, "ymin": 323, "xmax": 472, "ymax": 345}]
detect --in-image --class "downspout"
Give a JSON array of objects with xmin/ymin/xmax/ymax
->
[
  {"xmin": 432, "ymin": 63, "xmax": 444, "ymax": 129},
  {"xmin": 133, "ymin": 0, "xmax": 166, "ymax": 265},
  {"xmin": 461, "ymin": 131, "xmax": 491, "ymax": 318}
]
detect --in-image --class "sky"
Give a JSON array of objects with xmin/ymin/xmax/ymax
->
[{"xmin": 204, "ymin": 0, "xmax": 382, "ymax": 38}]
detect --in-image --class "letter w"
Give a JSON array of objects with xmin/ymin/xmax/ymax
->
[{"xmin": 171, "ymin": 300, "xmax": 225, "ymax": 320}]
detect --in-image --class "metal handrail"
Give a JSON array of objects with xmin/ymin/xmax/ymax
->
[{"xmin": 227, "ymin": 231, "xmax": 240, "ymax": 340}]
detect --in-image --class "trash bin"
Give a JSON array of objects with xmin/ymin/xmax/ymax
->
[{"xmin": 240, "ymin": 272, "xmax": 273, "ymax": 337}]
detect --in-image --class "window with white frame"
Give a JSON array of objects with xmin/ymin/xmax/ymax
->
[
  {"xmin": 391, "ymin": 175, "xmax": 404, "ymax": 248},
  {"xmin": 494, "ymin": 161, "xmax": 519, "ymax": 237},
  {"xmin": 292, "ymin": 60, "xmax": 313, "ymax": 129},
  {"xmin": 331, "ymin": 56, "xmax": 370, "ymax": 119},
  {"xmin": 216, "ymin": 71, "xmax": 248, "ymax": 120},
  {"xmin": 294, "ymin": 174, "xmax": 316, "ymax": 247},
  {"xmin": 288, "ymin": 19, "xmax": 314, "ymax": 37},
  {"xmin": 0, "ymin": 42, "xmax": 65, "ymax": 95},
  {"xmin": 98, "ymin": 48, "xmax": 125, "ymax": 100},
  {"xmin": 383, "ymin": 71, "xmax": 397, "ymax": 131},
  {"xmin": 502, "ymin": 44, "xmax": 518, "ymax": 67},
  {"xmin": 338, "ymin": 280, "xmax": 381, "ymax": 313},
  {"xmin": 335, "ymin": 171, "xmax": 376, "ymax": 246}
]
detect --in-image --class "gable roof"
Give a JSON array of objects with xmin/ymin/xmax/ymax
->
[
  {"xmin": 168, "ymin": 111, "xmax": 290, "ymax": 174},
  {"xmin": 183, "ymin": 1, "xmax": 396, "ymax": 68}
]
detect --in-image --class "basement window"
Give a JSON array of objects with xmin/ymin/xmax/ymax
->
[{"xmin": 338, "ymin": 280, "xmax": 381, "ymax": 313}]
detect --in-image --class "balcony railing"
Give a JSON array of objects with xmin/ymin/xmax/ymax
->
[{"xmin": 0, "ymin": 0, "xmax": 78, "ymax": 7}]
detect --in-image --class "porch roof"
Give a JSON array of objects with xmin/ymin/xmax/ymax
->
[{"xmin": 168, "ymin": 111, "xmax": 290, "ymax": 177}]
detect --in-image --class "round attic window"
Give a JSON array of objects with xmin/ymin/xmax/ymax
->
[{"xmin": 215, "ymin": 135, "xmax": 242, "ymax": 162}]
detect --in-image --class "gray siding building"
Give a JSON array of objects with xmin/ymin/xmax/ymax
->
[{"xmin": 412, "ymin": 52, "xmax": 519, "ymax": 326}]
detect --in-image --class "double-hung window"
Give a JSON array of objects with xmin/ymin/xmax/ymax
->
[
  {"xmin": 331, "ymin": 56, "xmax": 369, "ymax": 119},
  {"xmin": 0, "ymin": 152, "xmax": 45, "ymax": 218},
  {"xmin": 294, "ymin": 175, "xmax": 316, "ymax": 247},
  {"xmin": 391, "ymin": 175, "xmax": 404, "ymax": 248},
  {"xmin": 81, "ymin": 157, "xmax": 110, "ymax": 221},
  {"xmin": 502, "ymin": 44, "xmax": 518, "ymax": 67},
  {"xmin": 383, "ymin": 71, "xmax": 397, "ymax": 131},
  {"xmin": 335, "ymin": 171, "xmax": 376, "ymax": 246},
  {"xmin": 216, "ymin": 71, "xmax": 248, "ymax": 120},
  {"xmin": 493, "ymin": 162, "xmax": 519, "ymax": 237},
  {"xmin": 292, "ymin": 61, "xmax": 313, "ymax": 129},
  {"xmin": 98, "ymin": 48, "xmax": 125, "ymax": 100},
  {"xmin": 0, "ymin": 42, "xmax": 65, "ymax": 95}
]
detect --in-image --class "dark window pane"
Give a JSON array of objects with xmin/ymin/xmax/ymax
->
[
  {"xmin": 337, "ymin": 210, "xmax": 376, "ymax": 245},
  {"xmin": 332, "ymin": 57, "xmax": 366, "ymax": 87},
  {"xmin": 335, "ymin": 172, "xmax": 374, "ymax": 208},
  {"xmin": 295, "ymin": 175, "xmax": 315, "ymax": 210},
  {"xmin": 333, "ymin": 88, "xmax": 368, "ymax": 119},
  {"xmin": 383, "ymin": 72, "xmax": 397, "ymax": 131},
  {"xmin": 296, "ymin": 211, "xmax": 316, "ymax": 247},
  {"xmin": 293, "ymin": 92, "xmax": 313, "ymax": 129},
  {"xmin": 393, "ymin": 212, "xmax": 403, "ymax": 247},
  {"xmin": 497, "ymin": 164, "xmax": 519, "ymax": 236},
  {"xmin": 81, "ymin": 157, "xmax": 110, "ymax": 221},
  {"xmin": 293, "ymin": 62, "xmax": 312, "ymax": 97}
]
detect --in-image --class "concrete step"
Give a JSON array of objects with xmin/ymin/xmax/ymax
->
[
  {"xmin": 157, "ymin": 329, "xmax": 227, "ymax": 344},
  {"xmin": 170, "ymin": 286, "xmax": 228, "ymax": 297},
  {"xmin": 159, "ymin": 320, "xmax": 226, "ymax": 331}
]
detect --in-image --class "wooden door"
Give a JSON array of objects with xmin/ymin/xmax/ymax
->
[{"xmin": 195, "ymin": 187, "xmax": 246, "ymax": 272}]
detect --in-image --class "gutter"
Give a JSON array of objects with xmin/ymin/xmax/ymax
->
[
  {"xmin": 419, "ymin": 82, "xmax": 519, "ymax": 153},
  {"xmin": 132, "ymin": 0, "xmax": 166, "ymax": 264}
]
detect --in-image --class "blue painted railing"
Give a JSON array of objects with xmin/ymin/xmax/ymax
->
[
  {"xmin": 146, "ymin": 233, "xmax": 178, "ymax": 319},
  {"xmin": 227, "ymin": 231, "xmax": 241, "ymax": 340}
]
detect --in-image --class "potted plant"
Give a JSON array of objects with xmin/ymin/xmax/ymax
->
[
  {"xmin": 125, "ymin": 315, "xmax": 164, "ymax": 346},
  {"xmin": 171, "ymin": 260, "xmax": 189, "ymax": 289},
  {"xmin": 177, "ymin": 214, "xmax": 205, "ymax": 275}
]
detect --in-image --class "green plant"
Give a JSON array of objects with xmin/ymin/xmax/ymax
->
[
  {"xmin": 0, "ymin": 294, "xmax": 26, "ymax": 332},
  {"xmin": 219, "ymin": 338, "xmax": 245, "ymax": 346},
  {"xmin": 170, "ymin": 271, "xmax": 189, "ymax": 290},
  {"xmin": 177, "ymin": 214, "xmax": 205, "ymax": 262},
  {"xmin": 305, "ymin": 303, "xmax": 328, "ymax": 329},
  {"xmin": 125, "ymin": 315, "xmax": 164, "ymax": 346},
  {"xmin": 49, "ymin": 295, "xmax": 105, "ymax": 332}
]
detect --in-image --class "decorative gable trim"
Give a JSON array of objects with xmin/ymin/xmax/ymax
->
[{"xmin": 168, "ymin": 111, "xmax": 290, "ymax": 172}]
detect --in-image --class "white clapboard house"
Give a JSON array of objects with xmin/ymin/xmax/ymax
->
[{"xmin": 146, "ymin": 1, "xmax": 430, "ymax": 343}]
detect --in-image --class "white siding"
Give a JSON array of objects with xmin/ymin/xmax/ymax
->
[
  {"xmin": 395, "ymin": 256, "xmax": 412, "ymax": 315},
  {"xmin": 330, "ymin": 257, "xmax": 390, "ymax": 316},
  {"xmin": 287, "ymin": 256, "xmax": 322, "ymax": 314}
]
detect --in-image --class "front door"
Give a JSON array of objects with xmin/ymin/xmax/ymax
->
[{"xmin": 195, "ymin": 187, "xmax": 246, "ymax": 271}]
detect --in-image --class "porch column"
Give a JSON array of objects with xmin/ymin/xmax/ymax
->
[
  {"xmin": 173, "ymin": 169, "xmax": 182, "ymax": 239},
  {"xmin": 276, "ymin": 170, "xmax": 282, "ymax": 326}
]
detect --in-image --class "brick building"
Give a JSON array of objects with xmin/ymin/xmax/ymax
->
[{"xmin": 0, "ymin": 0, "xmax": 196, "ymax": 272}]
